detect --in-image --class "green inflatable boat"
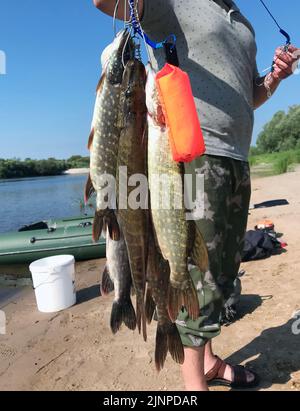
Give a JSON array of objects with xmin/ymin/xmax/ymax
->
[{"xmin": 0, "ymin": 216, "xmax": 106, "ymax": 265}]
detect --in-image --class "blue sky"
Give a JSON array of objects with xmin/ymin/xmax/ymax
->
[{"xmin": 0, "ymin": 0, "xmax": 299, "ymax": 159}]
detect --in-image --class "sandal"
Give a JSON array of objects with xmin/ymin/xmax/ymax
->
[{"xmin": 205, "ymin": 356, "xmax": 260, "ymax": 389}]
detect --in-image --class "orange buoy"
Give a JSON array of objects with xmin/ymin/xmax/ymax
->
[{"xmin": 156, "ymin": 64, "xmax": 205, "ymax": 163}]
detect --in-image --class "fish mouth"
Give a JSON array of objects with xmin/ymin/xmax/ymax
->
[
  {"xmin": 101, "ymin": 29, "xmax": 132, "ymax": 73},
  {"xmin": 110, "ymin": 29, "xmax": 128, "ymax": 51},
  {"xmin": 115, "ymin": 29, "xmax": 133, "ymax": 57}
]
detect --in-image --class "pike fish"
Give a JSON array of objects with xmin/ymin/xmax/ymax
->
[
  {"xmin": 85, "ymin": 30, "xmax": 133, "ymax": 242},
  {"xmin": 117, "ymin": 59, "xmax": 148, "ymax": 342},
  {"xmin": 146, "ymin": 64, "xmax": 208, "ymax": 322},
  {"xmin": 102, "ymin": 223, "xmax": 137, "ymax": 334},
  {"xmin": 146, "ymin": 233, "xmax": 184, "ymax": 371}
]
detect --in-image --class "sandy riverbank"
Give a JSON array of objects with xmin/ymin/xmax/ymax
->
[{"xmin": 0, "ymin": 169, "xmax": 300, "ymax": 391}]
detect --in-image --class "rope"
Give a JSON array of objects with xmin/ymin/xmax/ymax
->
[{"xmin": 259, "ymin": 0, "xmax": 291, "ymax": 45}]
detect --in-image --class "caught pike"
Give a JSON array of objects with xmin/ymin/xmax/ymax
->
[
  {"xmin": 146, "ymin": 64, "xmax": 208, "ymax": 322},
  {"xmin": 85, "ymin": 30, "xmax": 133, "ymax": 241},
  {"xmin": 117, "ymin": 59, "xmax": 148, "ymax": 342},
  {"xmin": 102, "ymin": 223, "xmax": 137, "ymax": 334},
  {"xmin": 146, "ymin": 233, "xmax": 184, "ymax": 371}
]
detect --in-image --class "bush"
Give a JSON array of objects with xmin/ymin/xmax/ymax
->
[
  {"xmin": 0, "ymin": 158, "xmax": 69, "ymax": 179},
  {"xmin": 256, "ymin": 105, "xmax": 300, "ymax": 154}
]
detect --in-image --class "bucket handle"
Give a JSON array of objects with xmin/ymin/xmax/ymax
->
[
  {"xmin": 32, "ymin": 272, "xmax": 75, "ymax": 290},
  {"xmin": 32, "ymin": 278, "xmax": 75, "ymax": 290}
]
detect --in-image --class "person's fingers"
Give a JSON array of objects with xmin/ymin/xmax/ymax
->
[
  {"xmin": 275, "ymin": 49, "xmax": 294, "ymax": 64},
  {"xmin": 271, "ymin": 45, "xmax": 300, "ymax": 80},
  {"xmin": 291, "ymin": 49, "xmax": 300, "ymax": 61},
  {"xmin": 274, "ymin": 59, "xmax": 293, "ymax": 75},
  {"xmin": 286, "ymin": 45, "xmax": 300, "ymax": 61},
  {"xmin": 288, "ymin": 44, "xmax": 299, "ymax": 53},
  {"xmin": 272, "ymin": 66, "xmax": 289, "ymax": 80}
]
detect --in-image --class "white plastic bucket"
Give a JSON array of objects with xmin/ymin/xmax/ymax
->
[{"xmin": 29, "ymin": 255, "xmax": 76, "ymax": 313}]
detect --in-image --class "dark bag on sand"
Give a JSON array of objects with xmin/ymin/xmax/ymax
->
[{"xmin": 241, "ymin": 230, "xmax": 281, "ymax": 262}]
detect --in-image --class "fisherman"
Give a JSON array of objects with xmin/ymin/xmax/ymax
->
[{"xmin": 94, "ymin": 0, "xmax": 300, "ymax": 390}]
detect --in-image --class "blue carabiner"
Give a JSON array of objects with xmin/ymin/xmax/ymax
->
[{"xmin": 128, "ymin": 0, "xmax": 176, "ymax": 50}]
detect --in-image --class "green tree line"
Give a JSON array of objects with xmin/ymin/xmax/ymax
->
[
  {"xmin": 251, "ymin": 105, "xmax": 300, "ymax": 155},
  {"xmin": 0, "ymin": 156, "xmax": 90, "ymax": 179}
]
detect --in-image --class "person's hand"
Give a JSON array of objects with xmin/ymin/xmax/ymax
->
[{"xmin": 272, "ymin": 45, "xmax": 300, "ymax": 80}]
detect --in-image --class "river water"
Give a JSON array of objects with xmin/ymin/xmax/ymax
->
[{"xmin": 0, "ymin": 174, "xmax": 94, "ymax": 233}]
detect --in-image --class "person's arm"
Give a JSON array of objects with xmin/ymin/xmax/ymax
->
[
  {"xmin": 253, "ymin": 45, "xmax": 300, "ymax": 110},
  {"xmin": 93, "ymin": 0, "xmax": 144, "ymax": 20},
  {"xmin": 253, "ymin": 74, "xmax": 281, "ymax": 110}
]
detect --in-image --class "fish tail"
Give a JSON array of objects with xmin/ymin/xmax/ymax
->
[
  {"xmin": 167, "ymin": 324, "xmax": 185, "ymax": 365},
  {"xmin": 154, "ymin": 324, "xmax": 168, "ymax": 372},
  {"xmin": 101, "ymin": 265, "xmax": 114, "ymax": 296},
  {"xmin": 192, "ymin": 226, "xmax": 209, "ymax": 272},
  {"xmin": 110, "ymin": 301, "xmax": 123, "ymax": 334},
  {"xmin": 145, "ymin": 287, "xmax": 156, "ymax": 324},
  {"xmin": 155, "ymin": 322, "xmax": 185, "ymax": 371},
  {"xmin": 168, "ymin": 280, "xmax": 199, "ymax": 322},
  {"xmin": 122, "ymin": 299, "xmax": 137, "ymax": 331},
  {"xmin": 105, "ymin": 211, "xmax": 120, "ymax": 241},
  {"xmin": 110, "ymin": 299, "xmax": 137, "ymax": 334},
  {"xmin": 92, "ymin": 211, "xmax": 104, "ymax": 242}
]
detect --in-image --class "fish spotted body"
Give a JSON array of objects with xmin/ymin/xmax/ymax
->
[
  {"xmin": 146, "ymin": 232, "xmax": 184, "ymax": 371},
  {"xmin": 117, "ymin": 59, "xmax": 149, "ymax": 342},
  {"xmin": 146, "ymin": 64, "xmax": 208, "ymax": 322},
  {"xmin": 103, "ymin": 222, "xmax": 136, "ymax": 334},
  {"xmin": 86, "ymin": 30, "xmax": 134, "ymax": 242}
]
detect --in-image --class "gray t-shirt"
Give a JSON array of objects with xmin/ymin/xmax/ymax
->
[{"xmin": 141, "ymin": 0, "xmax": 258, "ymax": 162}]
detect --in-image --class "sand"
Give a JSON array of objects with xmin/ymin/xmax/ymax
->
[{"xmin": 0, "ymin": 169, "xmax": 300, "ymax": 391}]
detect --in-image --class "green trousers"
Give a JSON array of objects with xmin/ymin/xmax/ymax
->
[{"xmin": 176, "ymin": 155, "xmax": 251, "ymax": 347}]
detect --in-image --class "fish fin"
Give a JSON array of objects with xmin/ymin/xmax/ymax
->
[
  {"xmin": 87, "ymin": 127, "xmax": 94, "ymax": 150},
  {"xmin": 167, "ymin": 324, "xmax": 185, "ymax": 365},
  {"xmin": 136, "ymin": 296, "xmax": 147, "ymax": 342},
  {"xmin": 110, "ymin": 301, "xmax": 123, "ymax": 334},
  {"xmin": 136, "ymin": 300, "xmax": 142, "ymax": 335},
  {"xmin": 145, "ymin": 287, "xmax": 156, "ymax": 324},
  {"xmin": 155, "ymin": 322, "xmax": 184, "ymax": 371},
  {"xmin": 96, "ymin": 72, "xmax": 105, "ymax": 93},
  {"xmin": 123, "ymin": 299, "xmax": 137, "ymax": 331},
  {"xmin": 101, "ymin": 265, "xmax": 114, "ymax": 296},
  {"xmin": 155, "ymin": 324, "xmax": 168, "ymax": 372},
  {"xmin": 168, "ymin": 279, "xmax": 199, "ymax": 322},
  {"xmin": 84, "ymin": 173, "xmax": 95, "ymax": 204},
  {"xmin": 191, "ymin": 226, "xmax": 209, "ymax": 272},
  {"xmin": 92, "ymin": 211, "xmax": 104, "ymax": 242},
  {"xmin": 110, "ymin": 300, "xmax": 137, "ymax": 334},
  {"xmin": 141, "ymin": 122, "xmax": 148, "ymax": 149},
  {"xmin": 105, "ymin": 212, "xmax": 120, "ymax": 241}
]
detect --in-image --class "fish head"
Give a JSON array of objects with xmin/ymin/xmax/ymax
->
[
  {"xmin": 122, "ymin": 59, "xmax": 147, "ymax": 115},
  {"xmin": 105, "ymin": 31, "xmax": 134, "ymax": 85}
]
